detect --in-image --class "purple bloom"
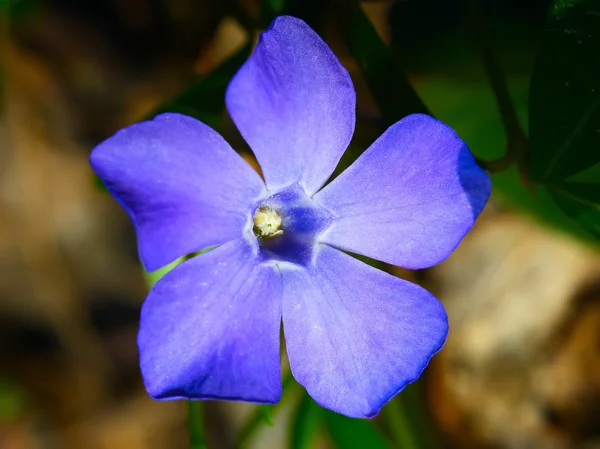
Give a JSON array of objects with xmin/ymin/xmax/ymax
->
[{"xmin": 90, "ymin": 16, "xmax": 491, "ymax": 418}]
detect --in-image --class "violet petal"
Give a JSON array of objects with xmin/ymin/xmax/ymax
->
[
  {"xmin": 226, "ymin": 16, "xmax": 355, "ymax": 196},
  {"xmin": 282, "ymin": 245, "xmax": 448, "ymax": 418},
  {"xmin": 138, "ymin": 238, "xmax": 282, "ymax": 403},
  {"xmin": 315, "ymin": 114, "xmax": 491, "ymax": 269},
  {"xmin": 90, "ymin": 113, "xmax": 266, "ymax": 271}
]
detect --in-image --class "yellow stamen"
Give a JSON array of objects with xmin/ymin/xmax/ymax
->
[{"xmin": 253, "ymin": 208, "xmax": 283, "ymax": 238}]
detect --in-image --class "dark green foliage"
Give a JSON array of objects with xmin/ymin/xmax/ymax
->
[
  {"xmin": 325, "ymin": 407, "xmax": 391, "ymax": 449},
  {"xmin": 290, "ymin": 393, "xmax": 392, "ymax": 449},
  {"xmin": 529, "ymin": 0, "xmax": 600, "ymax": 240},
  {"xmin": 339, "ymin": 3, "xmax": 429, "ymax": 125}
]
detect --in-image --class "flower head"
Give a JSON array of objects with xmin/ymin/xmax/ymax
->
[{"xmin": 90, "ymin": 16, "xmax": 491, "ymax": 418}]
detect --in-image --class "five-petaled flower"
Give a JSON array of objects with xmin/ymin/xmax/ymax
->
[{"xmin": 90, "ymin": 16, "xmax": 491, "ymax": 418}]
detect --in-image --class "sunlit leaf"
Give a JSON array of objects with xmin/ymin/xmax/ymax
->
[{"xmin": 143, "ymin": 257, "xmax": 184, "ymax": 288}]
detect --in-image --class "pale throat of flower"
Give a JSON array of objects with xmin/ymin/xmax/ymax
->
[{"xmin": 253, "ymin": 207, "xmax": 283, "ymax": 238}]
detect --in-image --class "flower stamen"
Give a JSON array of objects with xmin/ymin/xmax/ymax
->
[{"xmin": 253, "ymin": 207, "xmax": 283, "ymax": 238}]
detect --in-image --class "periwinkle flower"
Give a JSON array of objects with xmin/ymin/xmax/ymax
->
[{"xmin": 90, "ymin": 16, "xmax": 491, "ymax": 418}]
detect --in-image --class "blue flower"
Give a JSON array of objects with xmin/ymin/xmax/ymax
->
[{"xmin": 90, "ymin": 16, "xmax": 491, "ymax": 418}]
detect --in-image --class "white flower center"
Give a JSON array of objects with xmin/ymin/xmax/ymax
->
[{"xmin": 253, "ymin": 208, "xmax": 283, "ymax": 238}]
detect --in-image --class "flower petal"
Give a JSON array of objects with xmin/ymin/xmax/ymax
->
[
  {"xmin": 314, "ymin": 114, "xmax": 491, "ymax": 269},
  {"xmin": 90, "ymin": 113, "xmax": 266, "ymax": 271},
  {"xmin": 281, "ymin": 245, "xmax": 448, "ymax": 418},
  {"xmin": 138, "ymin": 238, "xmax": 282, "ymax": 403},
  {"xmin": 226, "ymin": 16, "xmax": 356, "ymax": 196}
]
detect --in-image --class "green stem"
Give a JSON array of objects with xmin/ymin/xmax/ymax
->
[
  {"xmin": 464, "ymin": 0, "xmax": 529, "ymax": 173},
  {"xmin": 188, "ymin": 401, "xmax": 207, "ymax": 449},
  {"xmin": 384, "ymin": 398, "xmax": 418, "ymax": 449},
  {"xmin": 235, "ymin": 371, "xmax": 295, "ymax": 448}
]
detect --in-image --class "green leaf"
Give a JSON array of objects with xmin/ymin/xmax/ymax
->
[
  {"xmin": 143, "ymin": 257, "xmax": 184, "ymax": 289},
  {"xmin": 259, "ymin": 405, "xmax": 274, "ymax": 427},
  {"xmin": 94, "ymin": 175, "xmax": 108, "ymax": 192},
  {"xmin": 325, "ymin": 408, "xmax": 392, "ymax": 449},
  {"xmin": 260, "ymin": 0, "xmax": 286, "ymax": 28},
  {"xmin": 565, "ymin": 161, "xmax": 600, "ymax": 183},
  {"xmin": 528, "ymin": 0, "xmax": 600, "ymax": 240},
  {"xmin": 143, "ymin": 247, "xmax": 217, "ymax": 289},
  {"xmin": 383, "ymin": 384, "xmax": 439, "ymax": 449},
  {"xmin": 264, "ymin": 0, "xmax": 285, "ymax": 12},
  {"xmin": 528, "ymin": 0, "xmax": 600, "ymax": 182},
  {"xmin": 339, "ymin": 3, "xmax": 429, "ymax": 125},
  {"xmin": 149, "ymin": 42, "xmax": 251, "ymax": 127},
  {"xmin": 550, "ymin": 181, "xmax": 600, "ymax": 237},
  {"xmin": 0, "ymin": 0, "xmax": 39, "ymax": 20},
  {"xmin": 290, "ymin": 394, "xmax": 324, "ymax": 449},
  {"xmin": 0, "ymin": 379, "xmax": 25, "ymax": 421}
]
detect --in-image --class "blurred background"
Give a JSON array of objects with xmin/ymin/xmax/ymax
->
[{"xmin": 1, "ymin": 0, "xmax": 600, "ymax": 448}]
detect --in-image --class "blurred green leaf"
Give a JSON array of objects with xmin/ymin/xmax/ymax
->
[
  {"xmin": 94, "ymin": 175, "xmax": 108, "ymax": 192},
  {"xmin": 0, "ymin": 379, "xmax": 25, "ymax": 422},
  {"xmin": 260, "ymin": 0, "xmax": 285, "ymax": 28},
  {"xmin": 325, "ymin": 408, "xmax": 391, "ymax": 449},
  {"xmin": 265, "ymin": 0, "xmax": 285, "ymax": 11},
  {"xmin": 384, "ymin": 384, "xmax": 440, "ymax": 449},
  {"xmin": 529, "ymin": 0, "xmax": 600, "ymax": 183},
  {"xmin": 261, "ymin": 0, "xmax": 285, "ymax": 17},
  {"xmin": 260, "ymin": 405, "xmax": 274, "ymax": 427},
  {"xmin": 149, "ymin": 42, "xmax": 251, "ymax": 127},
  {"xmin": 550, "ymin": 181, "xmax": 600, "ymax": 237},
  {"xmin": 340, "ymin": 3, "xmax": 428, "ymax": 125},
  {"xmin": 565, "ymin": 161, "xmax": 600, "ymax": 183},
  {"xmin": 1, "ymin": 0, "xmax": 38, "ymax": 20},
  {"xmin": 290, "ymin": 394, "xmax": 324, "ymax": 449}
]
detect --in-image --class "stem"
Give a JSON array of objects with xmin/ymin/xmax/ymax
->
[
  {"xmin": 379, "ymin": 271, "xmax": 439, "ymax": 447},
  {"xmin": 474, "ymin": 154, "xmax": 514, "ymax": 173},
  {"xmin": 384, "ymin": 398, "xmax": 419, "ymax": 449},
  {"xmin": 464, "ymin": 0, "xmax": 529, "ymax": 173},
  {"xmin": 188, "ymin": 401, "xmax": 207, "ymax": 449},
  {"xmin": 235, "ymin": 371, "xmax": 295, "ymax": 448}
]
